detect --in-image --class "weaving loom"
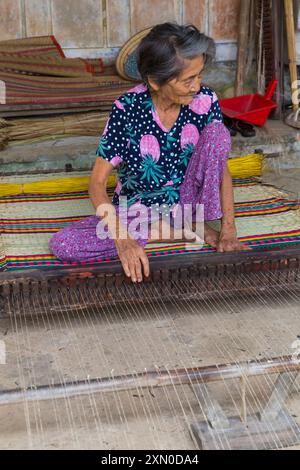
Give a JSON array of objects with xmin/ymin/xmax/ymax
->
[{"xmin": 1, "ymin": 172, "xmax": 300, "ymax": 449}]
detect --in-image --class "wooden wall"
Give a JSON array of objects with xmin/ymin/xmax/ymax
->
[{"xmin": 0, "ymin": 0, "xmax": 241, "ymax": 62}]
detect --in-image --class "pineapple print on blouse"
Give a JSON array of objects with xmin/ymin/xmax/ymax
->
[{"xmin": 96, "ymin": 83, "xmax": 222, "ymax": 209}]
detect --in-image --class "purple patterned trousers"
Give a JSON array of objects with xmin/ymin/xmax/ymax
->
[{"xmin": 49, "ymin": 122, "xmax": 231, "ymax": 261}]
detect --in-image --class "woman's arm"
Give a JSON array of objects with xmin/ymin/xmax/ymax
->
[
  {"xmin": 89, "ymin": 157, "xmax": 115, "ymax": 209},
  {"xmin": 89, "ymin": 158, "xmax": 150, "ymax": 282},
  {"xmin": 218, "ymin": 163, "xmax": 244, "ymax": 252}
]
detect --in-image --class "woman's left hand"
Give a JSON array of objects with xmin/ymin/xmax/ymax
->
[{"xmin": 217, "ymin": 228, "xmax": 248, "ymax": 252}]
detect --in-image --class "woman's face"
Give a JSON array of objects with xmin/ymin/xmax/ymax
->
[{"xmin": 150, "ymin": 55, "xmax": 206, "ymax": 106}]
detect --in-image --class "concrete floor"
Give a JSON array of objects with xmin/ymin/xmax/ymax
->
[{"xmin": 1, "ymin": 286, "xmax": 300, "ymax": 450}]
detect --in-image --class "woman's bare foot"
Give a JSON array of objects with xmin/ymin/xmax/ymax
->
[
  {"xmin": 218, "ymin": 233, "xmax": 250, "ymax": 252},
  {"xmin": 147, "ymin": 220, "xmax": 249, "ymax": 252},
  {"xmin": 204, "ymin": 223, "xmax": 219, "ymax": 248},
  {"xmin": 148, "ymin": 219, "xmax": 180, "ymax": 243},
  {"xmin": 148, "ymin": 219, "xmax": 202, "ymax": 244}
]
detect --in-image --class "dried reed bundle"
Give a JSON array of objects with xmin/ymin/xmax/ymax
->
[
  {"xmin": 228, "ymin": 154, "xmax": 263, "ymax": 178},
  {"xmin": 0, "ymin": 174, "xmax": 117, "ymax": 197},
  {"xmin": 0, "ymin": 117, "xmax": 9, "ymax": 150},
  {"xmin": 0, "ymin": 112, "xmax": 108, "ymax": 149}
]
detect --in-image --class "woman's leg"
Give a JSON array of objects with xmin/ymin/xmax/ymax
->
[
  {"xmin": 179, "ymin": 121, "xmax": 231, "ymax": 221},
  {"xmin": 178, "ymin": 121, "xmax": 231, "ymax": 246},
  {"xmin": 49, "ymin": 213, "xmax": 148, "ymax": 262},
  {"xmin": 49, "ymin": 216, "xmax": 118, "ymax": 261},
  {"xmin": 149, "ymin": 122, "xmax": 231, "ymax": 244}
]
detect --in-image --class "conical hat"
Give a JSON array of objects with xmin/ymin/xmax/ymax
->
[{"xmin": 116, "ymin": 27, "xmax": 152, "ymax": 82}]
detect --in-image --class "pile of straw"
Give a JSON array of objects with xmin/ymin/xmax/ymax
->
[
  {"xmin": 0, "ymin": 118, "xmax": 8, "ymax": 150},
  {"xmin": 0, "ymin": 112, "xmax": 108, "ymax": 149}
]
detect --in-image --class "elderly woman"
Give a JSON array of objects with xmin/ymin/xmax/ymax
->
[{"xmin": 50, "ymin": 23, "xmax": 244, "ymax": 282}]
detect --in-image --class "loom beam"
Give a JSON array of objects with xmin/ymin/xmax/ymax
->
[
  {"xmin": 0, "ymin": 355, "xmax": 299, "ymax": 406},
  {"xmin": 1, "ymin": 353, "xmax": 300, "ymax": 449}
]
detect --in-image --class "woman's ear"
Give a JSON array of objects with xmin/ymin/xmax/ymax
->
[{"xmin": 148, "ymin": 78, "xmax": 160, "ymax": 92}]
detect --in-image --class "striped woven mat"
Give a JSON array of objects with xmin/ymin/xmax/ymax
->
[
  {"xmin": 0, "ymin": 35, "xmax": 65, "ymax": 58},
  {"xmin": 0, "ymin": 36, "xmax": 128, "ymax": 117},
  {"xmin": 0, "ymin": 177, "xmax": 300, "ymax": 271},
  {"xmin": 0, "ymin": 69, "xmax": 130, "ymax": 119},
  {"xmin": 0, "ymin": 35, "xmax": 104, "ymax": 78}
]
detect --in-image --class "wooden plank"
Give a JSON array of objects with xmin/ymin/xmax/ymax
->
[
  {"xmin": 130, "ymin": 0, "xmax": 179, "ymax": 33},
  {"xmin": 106, "ymin": 0, "xmax": 131, "ymax": 47},
  {"xmin": 0, "ymin": 0, "xmax": 22, "ymax": 41},
  {"xmin": 51, "ymin": 0, "xmax": 104, "ymax": 48},
  {"xmin": 24, "ymin": 0, "xmax": 52, "ymax": 37}
]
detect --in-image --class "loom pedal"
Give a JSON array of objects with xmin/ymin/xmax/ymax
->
[
  {"xmin": 190, "ymin": 409, "xmax": 300, "ymax": 450},
  {"xmin": 190, "ymin": 371, "xmax": 300, "ymax": 450}
]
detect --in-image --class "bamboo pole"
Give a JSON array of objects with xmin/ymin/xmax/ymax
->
[
  {"xmin": 235, "ymin": 0, "xmax": 252, "ymax": 96},
  {"xmin": 284, "ymin": 0, "xmax": 299, "ymax": 112}
]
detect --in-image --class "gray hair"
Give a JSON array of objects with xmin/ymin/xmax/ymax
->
[{"xmin": 136, "ymin": 23, "xmax": 216, "ymax": 86}]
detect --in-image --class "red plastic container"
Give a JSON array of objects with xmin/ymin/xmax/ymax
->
[{"xmin": 220, "ymin": 80, "xmax": 278, "ymax": 126}]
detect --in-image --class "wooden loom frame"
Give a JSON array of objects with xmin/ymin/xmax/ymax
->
[
  {"xmin": 1, "ymin": 245, "xmax": 300, "ymax": 448},
  {"xmin": 1, "ymin": 244, "xmax": 300, "ymax": 318},
  {"xmin": 1, "ymin": 244, "xmax": 300, "ymax": 289}
]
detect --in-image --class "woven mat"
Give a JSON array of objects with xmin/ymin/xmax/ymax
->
[
  {"xmin": 0, "ymin": 35, "xmax": 105, "ymax": 77},
  {"xmin": 0, "ymin": 177, "xmax": 300, "ymax": 271},
  {"xmin": 0, "ymin": 70, "xmax": 130, "ymax": 118},
  {"xmin": 0, "ymin": 35, "xmax": 65, "ymax": 58},
  {"xmin": 0, "ymin": 37, "xmax": 128, "ymax": 117}
]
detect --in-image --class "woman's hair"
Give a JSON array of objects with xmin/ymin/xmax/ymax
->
[{"xmin": 136, "ymin": 23, "xmax": 216, "ymax": 86}]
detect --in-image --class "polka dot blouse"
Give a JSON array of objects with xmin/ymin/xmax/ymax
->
[{"xmin": 96, "ymin": 83, "xmax": 223, "ymax": 209}]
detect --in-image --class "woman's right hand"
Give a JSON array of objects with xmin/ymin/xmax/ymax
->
[{"xmin": 115, "ymin": 238, "xmax": 150, "ymax": 283}]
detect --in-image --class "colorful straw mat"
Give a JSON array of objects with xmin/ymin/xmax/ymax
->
[
  {"xmin": 0, "ymin": 54, "xmax": 97, "ymax": 78},
  {"xmin": 0, "ymin": 37, "xmax": 125, "ymax": 118},
  {"xmin": 116, "ymin": 28, "xmax": 151, "ymax": 81},
  {"xmin": 87, "ymin": 58, "xmax": 106, "ymax": 77},
  {"xmin": 0, "ymin": 36, "xmax": 104, "ymax": 77},
  {"xmin": 0, "ymin": 70, "xmax": 130, "ymax": 117},
  {"xmin": 0, "ymin": 175, "xmax": 300, "ymax": 271},
  {"xmin": 0, "ymin": 35, "xmax": 65, "ymax": 58},
  {"xmin": 0, "ymin": 35, "xmax": 104, "ymax": 78}
]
